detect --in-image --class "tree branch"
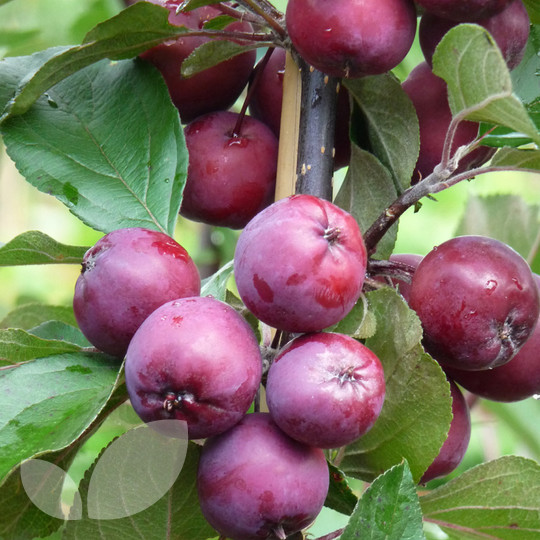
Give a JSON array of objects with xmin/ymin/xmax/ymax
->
[{"xmin": 294, "ymin": 55, "xmax": 340, "ymax": 201}]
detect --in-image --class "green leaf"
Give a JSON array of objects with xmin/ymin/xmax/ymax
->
[
  {"xmin": 490, "ymin": 147, "xmax": 540, "ymax": 171},
  {"xmin": 29, "ymin": 321, "xmax": 91, "ymax": 348},
  {"xmin": 0, "ymin": 328, "xmax": 82, "ymax": 365},
  {"xmin": 511, "ymin": 25, "xmax": 540, "ymax": 105},
  {"xmin": 0, "ymin": 2, "xmax": 191, "ymax": 121},
  {"xmin": 345, "ymin": 73, "xmax": 420, "ymax": 192},
  {"xmin": 454, "ymin": 194, "xmax": 539, "ymax": 261},
  {"xmin": 0, "ymin": 231, "xmax": 88, "ymax": 266},
  {"xmin": 420, "ymin": 456, "xmax": 540, "ymax": 539},
  {"xmin": 2, "ymin": 58, "xmax": 187, "ymax": 235},
  {"xmin": 524, "ymin": 0, "xmax": 540, "ymax": 24},
  {"xmin": 180, "ymin": 0, "xmax": 223, "ymax": 10},
  {"xmin": 325, "ymin": 463, "xmax": 358, "ymax": 516},
  {"xmin": 0, "ymin": 303, "xmax": 77, "ymax": 330},
  {"xmin": 201, "ymin": 260, "xmax": 234, "ymax": 301},
  {"xmin": 0, "ymin": 380, "xmax": 127, "ymax": 539},
  {"xmin": 202, "ymin": 14, "xmax": 237, "ymax": 31},
  {"xmin": 327, "ymin": 293, "xmax": 377, "ymax": 340},
  {"xmin": 479, "ymin": 101, "xmax": 539, "ymax": 148},
  {"xmin": 340, "ymin": 288, "xmax": 452, "ymax": 484},
  {"xmin": 182, "ymin": 39, "xmax": 259, "ymax": 77},
  {"xmin": 335, "ymin": 145, "xmax": 399, "ymax": 259},
  {"xmin": 341, "ymin": 462, "xmax": 425, "ymax": 540},
  {"xmin": 0, "ymin": 46, "xmax": 70, "ymax": 116},
  {"xmin": 0, "ymin": 352, "xmax": 122, "ymax": 483},
  {"xmin": 0, "ymin": 464, "xmax": 64, "ymax": 540},
  {"xmin": 479, "ymin": 25, "xmax": 540, "ymax": 147},
  {"xmin": 432, "ymin": 24, "xmax": 540, "ymax": 146},
  {"xmin": 63, "ymin": 443, "xmax": 216, "ymax": 540}
]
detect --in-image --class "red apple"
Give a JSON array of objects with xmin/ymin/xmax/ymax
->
[
  {"xmin": 125, "ymin": 296, "xmax": 262, "ymax": 439},
  {"xmin": 234, "ymin": 194, "xmax": 367, "ymax": 333},
  {"xmin": 266, "ymin": 332, "xmax": 386, "ymax": 448},
  {"xmin": 140, "ymin": 1, "xmax": 256, "ymax": 123},
  {"xmin": 180, "ymin": 111, "xmax": 278, "ymax": 229}
]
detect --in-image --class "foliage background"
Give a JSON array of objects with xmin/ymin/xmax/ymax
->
[{"xmin": 0, "ymin": 0, "xmax": 539, "ymax": 538}]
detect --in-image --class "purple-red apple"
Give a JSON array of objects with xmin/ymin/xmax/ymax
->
[
  {"xmin": 419, "ymin": 0, "xmax": 530, "ymax": 70},
  {"xmin": 286, "ymin": 0, "xmax": 417, "ymax": 78},
  {"xmin": 445, "ymin": 274, "xmax": 540, "ymax": 402},
  {"xmin": 180, "ymin": 110, "xmax": 278, "ymax": 229},
  {"xmin": 266, "ymin": 332, "xmax": 386, "ymax": 448},
  {"xmin": 124, "ymin": 296, "xmax": 262, "ymax": 439},
  {"xmin": 409, "ymin": 235, "xmax": 540, "ymax": 370},
  {"xmin": 415, "ymin": 0, "xmax": 513, "ymax": 21},
  {"xmin": 73, "ymin": 227, "xmax": 200, "ymax": 358},
  {"xmin": 139, "ymin": 1, "xmax": 256, "ymax": 123},
  {"xmin": 234, "ymin": 194, "xmax": 367, "ymax": 333},
  {"xmin": 197, "ymin": 413, "xmax": 329, "ymax": 540}
]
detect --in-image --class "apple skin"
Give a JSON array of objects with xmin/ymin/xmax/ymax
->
[
  {"xmin": 285, "ymin": 0, "xmax": 417, "ymax": 78},
  {"xmin": 402, "ymin": 62, "xmax": 495, "ymax": 183},
  {"xmin": 408, "ymin": 236, "xmax": 540, "ymax": 371},
  {"xmin": 415, "ymin": 0, "xmax": 513, "ymax": 22},
  {"xmin": 420, "ymin": 379, "xmax": 471, "ymax": 483},
  {"xmin": 197, "ymin": 413, "xmax": 329, "ymax": 540},
  {"xmin": 180, "ymin": 111, "xmax": 279, "ymax": 229},
  {"xmin": 139, "ymin": 1, "xmax": 256, "ymax": 123},
  {"xmin": 73, "ymin": 227, "xmax": 200, "ymax": 358},
  {"xmin": 266, "ymin": 332, "xmax": 386, "ymax": 448},
  {"xmin": 419, "ymin": 0, "xmax": 530, "ymax": 70},
  {"xmin": 124, "ymin": 296, "xmax": 262, "ymax": 439},
  {"xmin": 234, "ymin": 194, "xmax": 367, "ymax": 333},
  {"xmin": 248, "ymin": 48, "xmax": 352, "ymax": 170},
  {"xmin": 445, "ymin": 274, "xmax": 540, "ymax": 402}
]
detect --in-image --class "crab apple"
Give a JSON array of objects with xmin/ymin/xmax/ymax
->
[
  {"xmin": 285, "ymin": 0, "xmax": 417, "ymax": 79},
  {"xmin": 415, "ymin": 0, "xmax": 513, "ymax": 22},
  {"xmin": 180, "ymin": 111, "xmax": 278, "ymax": 229},
  {"xmin": 234, "ymin": 194, "xmax": 367, "ymax": 333},
  {"xmin": 248, "ymin": 48, "xmax": 352, "ymax": 170},
  {"xmin": 402, "ymin": 62, "xmax": 495, "ymax": 183},
  {"xmin": 139, "ymin": 1, "xmax": 256, "ymax": 123},
  {"xmin": 419, "ymin": 0, "xmax": 530, "ymax": 70},
  {"xmin": 124, "ymin": 296, "xmax": 262, "ymax": 439},
  {"xmin": 73, "ymin": 228, "xmax": 200, "ymax": 358},
  {"xmin": 266, "ymin": 332, "xmax": 385, "ymax": 448},
  {"xmin": 420, "ymin": 379, "xmax": 471, "ymax": 483},
  {"xmin": 409, "ymin": 235, "xmax": 540, "ymax": 371},
  {"xmin": 445, "ymin": 275, "xmax": 540, "ymax": 402},
  {"xmin": 197, "ymin": 413, "xmax": 329, "ymax": 540}
]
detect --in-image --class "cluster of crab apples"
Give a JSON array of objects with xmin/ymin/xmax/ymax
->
[
  {"xmin": 122, "ymin": 0, "xmax": 530, "ymax": 231},
  {"xmin": 71, "ymin": 0, "xmax": 536, "ymax": 538},
  {"xmin": 72, "ymin": 200, "xmax": 540, "ymax": 539}
]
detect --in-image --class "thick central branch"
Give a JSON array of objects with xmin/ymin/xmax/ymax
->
[{"xmin": 294, "ymin": 55, "xmax": 339, "ymax": 201}]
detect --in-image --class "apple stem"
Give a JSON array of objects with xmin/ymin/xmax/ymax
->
[
  {"xmin": 232, "ymin": 47, "xmax": 276, "ymax": 137},
  {"xmin": 324, "ymin": 226, "xmax": 341, "ymax": 244},
  {"xmin": 368, "ymin": 259, "xmax": 417, "ymax": 283},
  {"xmin": 215, "ymin": 2, "xmax": 262, "ymax": 25},
  {"xmin": 294, "ymin": 56, "xmax": 339, "ymax": 201},
  {"xmin": 237, "ymin": 0, "xmax": 286, "ymax": 37}
]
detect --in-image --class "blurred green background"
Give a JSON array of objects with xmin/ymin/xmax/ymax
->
[{"xmin": 1, "ymin": 1, "xmax": 539, "ymax": 539}]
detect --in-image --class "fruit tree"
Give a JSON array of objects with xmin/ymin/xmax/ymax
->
[{"xmin": 0, "ymin": 0, "xmax": 540, "ymax": 539}]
